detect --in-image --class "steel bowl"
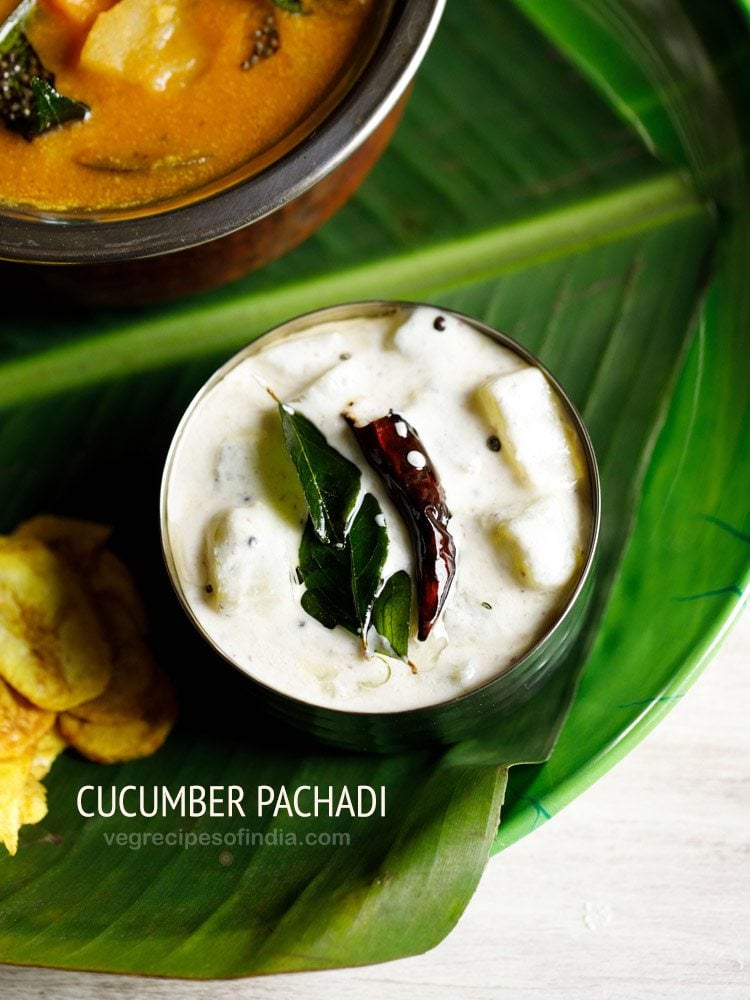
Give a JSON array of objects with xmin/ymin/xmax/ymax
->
[{"xmin": 160, "ymin": 301, "xmax": 602, "ymax": 753}]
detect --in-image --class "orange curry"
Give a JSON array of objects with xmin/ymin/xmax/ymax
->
[{"xmin": 0, "ymin": 0, "xmax": 381, "ymax": 211}]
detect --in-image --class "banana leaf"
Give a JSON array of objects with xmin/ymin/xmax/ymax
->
[{"xmin": 0, "ymin": 0, "xmax": 748, "ymax": 977}]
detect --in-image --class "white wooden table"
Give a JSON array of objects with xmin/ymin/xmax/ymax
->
[{"xmin": 2, "ymin": 609, "xmax": 747, "ymax": 999}]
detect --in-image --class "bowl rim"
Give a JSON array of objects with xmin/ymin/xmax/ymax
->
[
  {"xmin": 0, "ymin": 0, "xmax": 446, "ymax": 265},
  {"xmin": 159, "ymin": 299, "xmax": 603, "ymax": 724}
]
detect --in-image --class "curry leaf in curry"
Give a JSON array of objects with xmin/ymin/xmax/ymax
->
[
  {"xmin": 29, "ymin": 78, "xmax": 90, "ymax": 136},
  {"xmin": 372, "ymin": 570, "xmax": 412, "ymax": 661},
  {"xmin": 0, "ymin": 1, "xmax": 89, "ymax": 141},
  {"xmin": 298, "ymin": 493, "xmax": 388, "ymax": 642},
  {"xmin": 279, "ymin": 404, "xmax": 361, "ymax": 546},
  {"xmin": 282, "ymin": 407, "xmax": 413, "ymax": 658},
  {"xmin": 270, "ymin": 0, "xmax": 365, "ymax": 12},
  {"xmin": 270, "ymin": 0, "xmax": 305, "ymax": 12},
  {"xmin": 348, "ymin": 492, "xmax": 389, "ymax": 629},
  {"xmin": 299, "ymin": 522, "xmax": 357, "ymax": 633}
]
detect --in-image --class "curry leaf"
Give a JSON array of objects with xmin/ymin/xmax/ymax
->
[
  {"xmin": 270, "ymin": 0, "xmax": 304, "ymax": 12},
  {"xmin": 30, "ymin": 78, "xmax": 89, "ymax": 135},
  {"xmin": 300, "ymin": 585, "xmax": 344, "ymax": 632},
  {"xmin": 279, "ymin": 404, "xmax": 360, "ymax": 545},
  {"xmin": 298, "ymin": 492, "xmax": 388, "ymax": 639},
  {"xmin": 299, "ymin": 517, "xmax": 358, "ymax": 634},
  {"xmin": 372, "ymin": 570, "xmax": 412, "ymax": 660},
  {"xmin": 285, "ymin": 408, "xmax": 393, "ymax": 644},
  {"xmin": 348, "ymin": 492, "xmax": 388, "ymax": 628},
  {"xmin": 0, "ymin": 1, "xmax": 88, "ymax": 141}
]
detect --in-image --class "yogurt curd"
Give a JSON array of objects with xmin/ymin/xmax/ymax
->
[{"xmin": 163, "ymin": 305, "xmax": 593, "ymax": 713}]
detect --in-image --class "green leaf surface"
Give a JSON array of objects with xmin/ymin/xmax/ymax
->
[
  {"xmin": 512, "ymin": 0, "xmax": 744, "ymax": 199},
  {"xmin": 279, "ymin": 404, "xmax": 360, "ymax": 545},
  {"xmin": 0, "ymin": 0, "xmax": 748, "ymax": 980},
  {"xmin": 372, "ymin": 571, "xmax": 411, "ymax": 660},
  {"xmin": 491, "ymin": 0, "xmax": 750, "ymax": 851}
]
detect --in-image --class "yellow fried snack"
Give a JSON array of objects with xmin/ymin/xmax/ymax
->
[
  {"xmin": 67, "ymin": 566, "xmax": 158, "ymax": 724},
  {"xmin": 90, "ymin": 550, "xmax": 149, "ymax": 637},
  {"xmin": 14, "ymin": 515, "xmax": 149, "ymax": 643},
  {"xmin": 0, "ymin": 674, "xmax": 55, "ymax": 758},
  {"xmin": 0, "ymin": 537, "xmax": 112, "ymax": 711},
  {"xmin": 0, "ymin": 516, "xmax": 177, "ymax": 854},
  {"xmin": 13, "ymin": 515, "xmax": 111, "ymax": 572},
  {"xmin": 19, "ymin": 776, "xmax": 48, "ymax": 827},
  {"xmin": 0, "ymin": 752, "xmax": 34, "ymax": 855},
  {"xmin": 21, "ymin": 729, "xmax": 67, "ymax": 827},
  {"xmin": 67, "ymin": 631, "xmax": 158, "ymax": 724},
  {"xmin": 59, "ymin": 669, "xmax": 177, "ymax": 764},
  {"xmin": 14, "ymin": 514, "xmax": 149, "ymax": 645},
  {"xmin": 0, "ymin": 728, "xmax": 67, "ymax": 855},
  {"xmin": 29, "ymin": 728, "xmax": 67, "ymax": 780}
]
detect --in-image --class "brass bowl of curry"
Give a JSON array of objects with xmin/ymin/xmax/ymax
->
[{"xmin": 0, "ymin": 0, "xmax": 445, "ymax": 302}]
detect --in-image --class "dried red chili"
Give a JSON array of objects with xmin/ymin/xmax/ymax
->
[{"xmin": 344, "ymin": 410, "xmax": 456, "ymax": 640}]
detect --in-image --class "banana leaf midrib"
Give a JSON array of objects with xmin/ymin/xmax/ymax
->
[{"xmin": 0, "ymin": 170, "xmax": 705, "ymax": 409}]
